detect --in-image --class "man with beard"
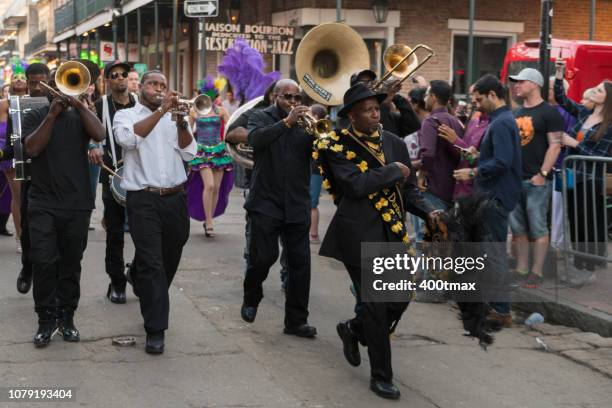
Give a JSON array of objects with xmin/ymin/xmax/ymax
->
[
  {"xmin": 240, "ymin": 79, "xmax": 317, "ymax": 339},
  {"xmin": 90, "ymin": 61, "xmax": 136, "ymax": 303},
  {"xmin": 23, "ymin": 64, "xmax": 105, "ymax": 347}
]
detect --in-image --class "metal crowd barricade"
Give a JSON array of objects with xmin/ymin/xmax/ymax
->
[{"xmin": 561, "ymin": 155, "xmax": 612, "ymax": 269}]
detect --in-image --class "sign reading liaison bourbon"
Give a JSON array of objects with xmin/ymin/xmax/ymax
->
[{"xmin": 205, "ymin": 23, "xmax": 295, "ymax": 55}]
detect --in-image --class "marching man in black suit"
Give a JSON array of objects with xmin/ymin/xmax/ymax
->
[{"xmin": 317, "ymin": 83, "xmax": 435, "ymax": 399}]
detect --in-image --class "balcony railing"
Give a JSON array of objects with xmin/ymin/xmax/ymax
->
[
  {"xmin": 24, "ymin": 30, "xmax": 48, "ymax": 55},
  {"xmin": 54, "ymin": 0, "xmax": 114, "ymax": 35},
  {"xmin": 76, "ymin": 0, "xmax": 114, "ymax": 23},
  {"xmin": 54, "ymin": 0, "xmax": 75, "ymax": 34}
]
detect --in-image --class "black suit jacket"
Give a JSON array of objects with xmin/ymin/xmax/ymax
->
[{"xmin": 319, "ymin": 130, "xmax": 433, "ymax": 266}]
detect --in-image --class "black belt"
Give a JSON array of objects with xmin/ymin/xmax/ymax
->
[{"xmin": 140, "ymin": 185, "xmax": 184, "ymax": 196}]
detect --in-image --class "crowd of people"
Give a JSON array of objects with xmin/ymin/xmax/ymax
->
[{"xmin": 0, "ymin": 50, "xmax": 610, "ymax": 401}]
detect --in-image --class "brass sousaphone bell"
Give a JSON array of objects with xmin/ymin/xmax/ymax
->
[{"xmin": 295, "ymin": 22, "xmax": 371, "ymax": 106}]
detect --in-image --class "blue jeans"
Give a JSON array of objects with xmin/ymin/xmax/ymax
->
[
  {"xmin": 508, "ymin": 180, "xmax": 551, "ymax": 239},
  {"xmin": 422, "ymin": 191, "xmax": 452, "ymax": 211},
  {"xmin": 89, "ymin": 164, "xmax": 100, "ymax": 200},
  {"xmin": 309, "ymin": 173, "xmax": 322, "ymax": 209},
  {"xmin": 482, "ymin": 200, "xmax": 511, "ymax": 315}
]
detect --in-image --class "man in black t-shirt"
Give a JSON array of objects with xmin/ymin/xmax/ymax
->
[
  {"xmin": 508, "ymin": 68, "xmax": 563, "ymax": 290},
  {"xmin": 91, "ymin": 61, "xmax": 136, "ymax": 304},
  {"xmin": 23, "ymin": 68, "xmax": 105, "ymax": 347}
]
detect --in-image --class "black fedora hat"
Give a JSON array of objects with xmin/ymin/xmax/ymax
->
[{"xmin": 337, "ymin": 83, "xmax": 387, "ymax": 118}]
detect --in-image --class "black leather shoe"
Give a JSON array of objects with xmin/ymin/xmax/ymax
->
[
  {"xmin": 33, "ymin": 319, "xmax": 58, "ymax": 348},
  {"xmin": 370, "ymin": 380, "xmax": 401, "ymax": 400},
  {"xmin": 58, "ymin": 310, "xmax": 80, "ymax": 342},
  {"xmin": 16, "ymin": 268, "xmax": 32, "ymax": 294},
  {"xmin": 145, "ymin": 332, "xmax": 165, "ymax": 354},
  {"xmin": 125, "ymin": 263, "xmax": 139, "ymax": 298},
  {"xmin": 240, "ymin": 303, "xmax": 257, "ymax": 323},
  {"xmin": 106, "ymin": 283, "xmax": 126, "ymax": 304},
  {"xmin": 283, "ymin": 324, "xmax": 317, "ymax": 338},
  {"xmin": 336, "ymin": 321, "xmax": 360, "ymax": 366}
]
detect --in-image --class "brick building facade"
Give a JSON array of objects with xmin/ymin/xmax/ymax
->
[{"xmin": 200, "ymin": 0, "xmax": 612, "ymax": 96}]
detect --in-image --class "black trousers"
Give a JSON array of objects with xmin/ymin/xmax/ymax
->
[
  {"xmin": 243, "ymin": 211, "xmax": 310, "ymax": 328},
  {"xmin": 20, "ymin": 181, "xmax": 31, "ymax": 275},
  {"xmin": 28, "ymin": 207, "xmax": 90, "ymax": 315},
  {"xmin": 102, "ymin": 182, "xmax": 126, "ymax": 288},
  {"xmin": 344, "ymin": 263, "xmax": 409, "ymax": 383},
  {"xmin": 126, "ymin": 190, "xmax": 190, "ymax": 334}
]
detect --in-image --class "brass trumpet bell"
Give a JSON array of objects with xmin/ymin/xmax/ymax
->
[
  {"xmin": 175, "ymin": 94, "xmax": 213, "ymax": 116},
  {"xmin": 55, "ymin": 61, "xmax": 91, "ymax": 97},
  {"xmin": 295, "ymin": 22, "xmax": 370, "ymax": 106}
]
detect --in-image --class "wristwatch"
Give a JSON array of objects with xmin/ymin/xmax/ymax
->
[
  {"xmin": 156, "ymin": 106, "xmax": 164, "ymax": 114},
  {"xmin": 539, "ymin": 169, "xmax": 549, "ymax": 178}
]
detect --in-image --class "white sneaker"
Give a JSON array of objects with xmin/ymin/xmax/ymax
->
[{"xmin": 16, "ymin": 237, "xmax": 21, "ymax": 253}]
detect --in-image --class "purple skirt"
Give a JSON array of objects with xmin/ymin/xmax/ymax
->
[
  {"xmin": 186, "ymin": 170, "xmax": 234, "ymax": 221},
  {"xmin": 0, "ymin": 122, "xmax": 11, "ymax": 171}
]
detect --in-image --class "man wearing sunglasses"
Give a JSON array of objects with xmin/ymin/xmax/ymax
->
[
  {"xmin": 240, "ymin": 79, "xmax": 317, "ymax": 339},
  {"xmin": 91, "ymin": 61, "xmax": 136, "ymax": 304}
]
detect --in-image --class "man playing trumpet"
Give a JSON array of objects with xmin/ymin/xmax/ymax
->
[
  {"xmin": 113, "ymin": 71, "xmax": 196, "ymax": 354},
  {"xmin": 22, "ymin": 66, "xmax": 105, "ymax": 347},
  {"xmin": 240, "ymin": 79, "xmax": 317, "ymax": 339}
]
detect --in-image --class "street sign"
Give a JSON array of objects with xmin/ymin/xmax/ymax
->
[{"xmin": 184, "ymin": 0, "xmax": 218, "ymax": 18}]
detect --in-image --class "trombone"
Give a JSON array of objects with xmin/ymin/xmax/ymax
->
[
  {"xmin": 39, "ymin": 60, "xmax": 91, "ymax": 102},
  {"xmin": 371, "ymin": 44, "xmax": 435, "ymax": 90}
]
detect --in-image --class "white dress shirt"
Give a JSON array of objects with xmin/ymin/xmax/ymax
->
[{"xmin": 113, "ymin": 102, "xmax": 197, "ymax": 191}]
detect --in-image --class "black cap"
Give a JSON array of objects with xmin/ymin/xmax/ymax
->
[
  {"xmin": 104, "ymin": 61, "xmax": 131, "ymax": 78},
  {"xmin": 337, "ymin": 83, "xmax": 387, "ymax": 118},
  {"xmin": 349, "ymin": 69, "xmax": 377, "ymax": 87}
]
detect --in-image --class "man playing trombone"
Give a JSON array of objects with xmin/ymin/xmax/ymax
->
[
  {"xmin": 22, "ymin": 65, "xmax": 105, "ymax": 348},
  {"xmin": 240, "ymin": 79, "xmax": 317, "ymax": 339},
  {"xmin": 113, "ymin": 70, "xmax": 196, "ymax": 354}
]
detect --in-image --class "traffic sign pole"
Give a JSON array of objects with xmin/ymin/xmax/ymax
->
[{"xmin": 200, "ymin": 18, "xmax": 206, "ymax": 82}]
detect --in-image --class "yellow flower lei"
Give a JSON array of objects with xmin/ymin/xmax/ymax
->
[{"xmin": 314, "ymin": 128, "xmax": 412, "ymax": 249}]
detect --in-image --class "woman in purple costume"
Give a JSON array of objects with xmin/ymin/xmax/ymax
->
[{"xmin": 187, "ymin": 84, "xmax": 232, "ymax": 237}]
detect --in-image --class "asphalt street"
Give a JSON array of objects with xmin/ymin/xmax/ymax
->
[{"xmin": 0, "ymin": 189, "xmax": 611, "ymax": 408}]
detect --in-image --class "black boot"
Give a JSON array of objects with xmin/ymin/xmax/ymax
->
[
  {"xmin": 58, "ymin": 309, "xmax": 80, "ymax": 342},
  {"xmin": 106, "ymin": 282, "xmax": 126, "ymax": 304},
  {"xmin": 16, "ymin": 268, "xmax": 33, "ymax": 294},
  {"xmin": 33, "ymin": 310, "xmax": 58, "ymax": 348}
]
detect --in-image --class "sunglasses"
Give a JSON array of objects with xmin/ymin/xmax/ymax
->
[
  {"xmin": 13, "ymin": 74, "xmax": 26, "ymax": 81},
  {"xmin": 110, "ymin": 71, "xmax": 129, "ymax": 80},
  {"xmin": 281, "ymin": 93, "xmax": 302, "ymax": 102}
]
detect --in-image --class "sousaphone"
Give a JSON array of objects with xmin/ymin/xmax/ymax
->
[{"xmin": 295, "ymin": 22, "xmax": 370, "ymax": 106}]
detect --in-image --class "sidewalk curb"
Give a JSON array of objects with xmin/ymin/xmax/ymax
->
[{"xmin": 513, "ymin": 287, "xmax": 612, "ymax": 337}]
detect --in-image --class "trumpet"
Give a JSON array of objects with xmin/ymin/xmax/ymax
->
[
  {"xmin": 157, "ymin": 94, "xmax": 213, "ymax": 117},
  {"xmin": 40, "ymin": 60, "xmax": 91, "ymax": 103},
  {"xmin": 292, "ymin": 106, "xmax": 334, "ymax": 138}
]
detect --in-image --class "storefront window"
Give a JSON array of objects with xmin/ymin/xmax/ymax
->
[{"xmin": 452, "ymin": 35, "xmax": 509, "ymax": 95}]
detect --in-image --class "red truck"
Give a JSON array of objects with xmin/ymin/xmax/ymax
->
[{"xmin": 500, "ymin": 38, "xmax": 612, "ymax": 101}]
